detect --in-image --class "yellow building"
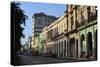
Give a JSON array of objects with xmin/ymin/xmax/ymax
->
[
  {"xmin": 41, "ymin": 4, "xmax": 97, "ymax": 60},
  {"xmin": 32, "ymin": 4, "xmax": 97, "ymax": 60}
]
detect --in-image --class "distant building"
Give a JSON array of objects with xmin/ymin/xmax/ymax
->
[
  {"xmin": 31, "ymin": 12, "xmax": 58, "ymax": 51},
  {"xmin": 28, "ymin": 36, "xmax": 32, "ymax": 48},
  {"xmin": 34, "ymin": 27, "xmax": 48, "ymax": 55}
]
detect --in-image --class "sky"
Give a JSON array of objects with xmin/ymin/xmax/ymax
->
[{"xmin": 18, "ymin": 1, "xmax": 66, "ymax": 45}]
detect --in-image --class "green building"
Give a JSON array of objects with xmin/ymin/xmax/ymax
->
[
  {"xmin": 34, "ymin": 32, "xmax": 46, "ymax": 55},
  {"xmin": 78, "ymin": 6, "xmax": 97, "ymax": 59}
]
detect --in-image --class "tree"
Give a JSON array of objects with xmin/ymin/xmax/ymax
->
[{"xmin": 11, "ymin": 2, "xmax": 28, "ymax": 65}]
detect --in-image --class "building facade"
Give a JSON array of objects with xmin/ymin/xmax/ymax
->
[
  {"xmin": 34, "ymin": 27, "xmax": 48, "ymax": 55},
  {"xmin": 32, "ymin": 5, "xmax": 97, "ymax": 60},
  {"xmin": 77, "ymin": 6, "xmax": 97, "ymax": 59},
  {"xmin": 42, "ymin": 5, "xmax": 97, "ymax": 59}
]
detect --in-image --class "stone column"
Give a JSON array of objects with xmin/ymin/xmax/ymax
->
[
  {"xmin": 92, "ymin": 31, "xmax": 95, "ymax": 57},
  {"xmin": 67, "ymin": 38, "xmax": 70, "ymax": 58},
  {"xmin": 75, "ymin": 38, "xmax": 78, "ymax": 58},
  {"xmin": 59, "ymin": 42, "xmax": 61, "ymax": 57},
  {"xmin": 63, "ymin": 41, "xmax": 64, "ymax": 58},
  {"xmin": 78, "ymin": 34, "xmax": 81, "ymax": 58},
  {"xmin": 66, "ymin": 40, "xmax": 67, "ymax": 58},
  {"xmin": 60, "ymin": 43, "xmax": 62, "ymax": 57},
  {"xmin": 56, "ymin": 44, "xmax": 58, "ymax": 57},
  {"xmin": 85, "ymin": 32, "xmax": 88, "ymax": 58},
  {"xmin": 60, "ymin": 42, "xmax": 62, "ymax": 57},
  {"xmin": 57, "ymin": 43, "xmax": 60, "ymax": 57},
  {"xmin": 55, "ymin": 44, "xmax": 56, "ymax": 54},
  {"xmin": 74, "ymin": 39, "xmax": 76, "ymax": 58},
  {"xmin": 58, "ymin": 43, "xmax": 60, "ymax": 57}
]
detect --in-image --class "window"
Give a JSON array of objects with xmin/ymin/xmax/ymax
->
[
  {"xmin": 61, "ymin": 25, "xmax": 63, "ymax": 33},
  {"xmin": 81, "ymin": 11, "xmax": 86, "ymax": 25},
  {"xmin": 71, "ymin": 16, "xmax": 73, "ymax": 30},
  {"xmin": 67, "ymin": 17, "xmax": 68, "ymax": 31},
  {"xmin": 81, "ymin": 11, "xmax": 84, "ymax": 20},
  {"xmin": 87, "ymin": 7, "xmax": 91, "ymax": 18},
  {"xmin": 64, "ymin": 23, "xmax": 66, "ymax": 31},
  {"xmin": 55, "ymin": 27, "xmax": 58, "ymax": 36},
  {"xmin": 70, "ymin": 5, "xmax": 73, "ymax": 9}
]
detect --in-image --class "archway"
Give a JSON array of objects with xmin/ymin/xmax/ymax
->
[
  {"xmin": 70, "ymin": 38, "xmax": 75, "ymax": 57},
  {"xmin": 81, "ymin": 34, "xmax": 85, "ymax": 57},
  {"xmin": 87, "ymin": 32, "xmax": 93, "ymax": 57}
]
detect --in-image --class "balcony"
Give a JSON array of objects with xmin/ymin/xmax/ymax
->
[
  {"xmin": 75, "ymin": 20, "xmax": 80, "ymax": 28},
  {"xmin": 80, "ymin": 19, "xmax": 87, "ymax": 27},
  {"xmin": 88, "ymin": 13, "xmax": 97, "ymax": 22}
]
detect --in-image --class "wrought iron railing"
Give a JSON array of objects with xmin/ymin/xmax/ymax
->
[
  {"xmin": 88, "ymin": 13, "xmax": 97, "ymax": 22},
  {"xmin": 76, "ymin": 13, "xmax": 97, "ymax": 28}
]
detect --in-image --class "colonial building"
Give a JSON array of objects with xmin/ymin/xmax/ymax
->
[
  {"xmin": 77, "ymin": 5, "xmax": 97, "ymax": 59},
  {"xmin": 45, "ymin": 13, "xmax": 67, "ymax": 58},
  {"xmin": 34, "ymin": 27, "xmax": 48, "ymax": 55},
  {"xmin": 42, "ymin": 5, "xmax": 80, "ymax": 59},
  {"xmin": 32, "ymin": 5, "xmax": 97, "ymax": 60},
  {"xmin": 39, "ymin": 5, "xmax": 97, "ymax": 60},
  {"xmin": 31, "ymin": 12, "xmax": 57, "ymax": 51}
]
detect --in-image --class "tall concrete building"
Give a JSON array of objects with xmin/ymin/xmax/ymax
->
[{"xmin": 31, "ymin": 12, "xmax": 57, "ymax": 51}]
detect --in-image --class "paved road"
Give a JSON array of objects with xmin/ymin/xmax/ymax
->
[{"xmin": 17, "ymin": 55, "xmax": 95, "ymax": 65}]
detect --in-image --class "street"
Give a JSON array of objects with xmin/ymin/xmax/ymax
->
[{"xmin": 17, "ymin": 55, "xmax": 94, "ymax": 65}]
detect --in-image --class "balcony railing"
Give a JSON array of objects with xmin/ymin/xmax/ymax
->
[
  {"xmin": 77, "ymin": 13, "xmax": 97, "ymax": 28},
  {"xmin": 80, "ymin": 19, "xmax": 87, "ymax": 26},
  {"xmin": 88, "ymin": 13, "xmax": 97, "ymax": 22},
  {"xmin": 75, "ymin": 20, "xmax": 80, "ymax": 28}
]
